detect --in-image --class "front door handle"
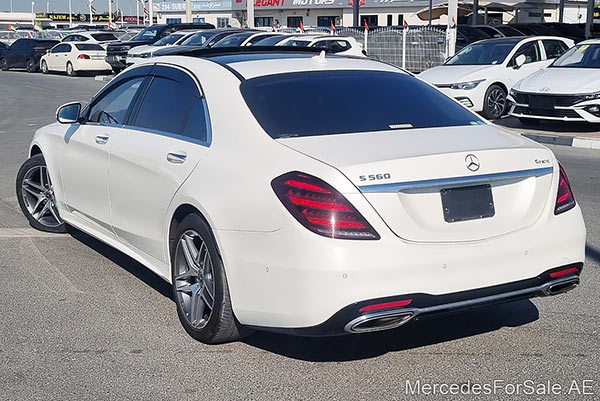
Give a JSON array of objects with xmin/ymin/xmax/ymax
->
[
  {"xmin": 95, "ymin": 135, "xmax": 109, "ymax": 145},
  {"xmin": 167, "ymin": 152, "xmax": 187, "ymax": 164}
]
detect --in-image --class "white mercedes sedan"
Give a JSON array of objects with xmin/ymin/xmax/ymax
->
[
  {"xmin": 509, "ymin": 39, "xmax": 600, "ymax": 123},
  {"xmin": 419, "ymin": 36, "xmax": 573, "ymax": 120},
  {"xmin": 16, "ymin": 48, "xmax": 586, "ymax": 344}
]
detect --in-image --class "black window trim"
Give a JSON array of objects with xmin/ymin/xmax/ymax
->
[{"xmin": 122, "ymin": 62, "xmax": 212, "ymax": 147}]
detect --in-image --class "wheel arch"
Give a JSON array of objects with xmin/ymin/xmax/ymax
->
[
  {"xmin": 489, "ymin": 81, "xmax": 508, "ymax": 95},
  {"xmin": 30, "ymin": 145, "xmax": 42, "ymax": 158},
  {"xmin": 168, "ymin": 204, "xmax": 217, "ymax": 264}
]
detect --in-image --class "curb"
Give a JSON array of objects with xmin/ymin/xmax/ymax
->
[{"xmin": 522, "ymin": 133, "xmax": 600, "ymax": 150}]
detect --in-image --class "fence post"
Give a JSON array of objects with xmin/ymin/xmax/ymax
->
[
  {"xmin": 402, "ymin": 27, "xmax": 407, "ymax": 70},
  {"xmin": 364, "ymin": 28, "xmax": 368, "ymax": 54}
]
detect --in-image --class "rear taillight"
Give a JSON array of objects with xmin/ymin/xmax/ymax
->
[
  {"xmin": 555, "ymin": 164, "xmax": 576, "ymax": 215},
  {"xmin": 78, "ymin": 54, "xmax": 90, "ymax": 59},
  {"xmin": 271, "ymin": 171, "xmax": 380, "ymax": 240}
]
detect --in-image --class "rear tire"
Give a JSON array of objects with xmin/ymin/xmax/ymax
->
[
  {"xmin": 0, "ymin": 58, "xmax": 7, "ymax": 71},
  {"xmin": 66, "ymin": 62, "xmax": 76, "ymax": 77},
  {"xmin": 25, "ymin": 58, "xmax": 36, "ymax": 73},
  {"xmin": 482, "ymin": 84, "xmax": 507, "ymax": 120},
  {"xmin": 16, "ymin": 154, "xmax": 67, "ymax": 233},
  {"xmin": 171, "ymin": 213, "xmax": 250, "ymax": 344},
  {"xmin": 41, "ymin": 60, "xmax": 49, "ymax": 74}
]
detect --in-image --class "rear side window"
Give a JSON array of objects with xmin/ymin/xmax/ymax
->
[
  {"xmin": 91, "ymin": 33, "xmax": 117, "ymax": 41},
  {"xmin": 88, "ymin": 78, "xmax": 144, "ymax": 125},
  {"xmin": 75, "ymin": 43, "xmax": 104, "ymax": 51},
  {"xmin": 240, "ymin": 70, "xmax": 483, "ymax": 138},
  {"xmin": 132, "ymin": 72, "xmax": 210, "ymax": 142},
  {"xmin": 542, "ymin": 40, "xmax": 569, "ymax": 59}
]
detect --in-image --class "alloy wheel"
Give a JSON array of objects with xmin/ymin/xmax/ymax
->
[
  {"xmin": 21, "ymin": 165, "xmax": 63, "ymax": 228},
  {"xmin": 174, "ymin": 230, "xmax": 216, "ymax": 329},
  {"xmin": 486, "ymin": 88, "xmax": 506, "ymax": 118}
]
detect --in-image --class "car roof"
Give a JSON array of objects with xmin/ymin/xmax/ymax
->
[
  {"xmin": 471, "ymin": 35, "xmax": 568, "ymax": 45},
  {"xmin": 155, "ymin": 49, "xmax": 401, "ymax": 80},
  {"xmin": 579, "ymin": 38, "xmax": 600, "ymax": 45}
]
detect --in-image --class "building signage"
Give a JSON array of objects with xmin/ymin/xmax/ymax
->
[
  {"xmin": 159, "ymin": 0, "xmax": 408, "ymax": 11},
  {"xmin": 157, "ymin": 0, "xmax": 233, "ymax": 12}
]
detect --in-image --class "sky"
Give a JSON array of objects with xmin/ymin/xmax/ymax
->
[{"xmin": 1, "ymin": 0, "xmax": 149, "ymax": 14}]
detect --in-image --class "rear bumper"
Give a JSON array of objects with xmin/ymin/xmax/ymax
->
[
  {"xmin": 105, "ymin": 53, "xmax": 127, "ymax": 69},
  {"xmin": 217, "ymin": 202, "xmax": 586, "ymax": 331},
  {"xmin": 274, "ymin": 264, "xmax": 581, "ymax": 336},
  {"xmin": 73, "ymin": 58, "xmax": 111, "ymax": 71}
]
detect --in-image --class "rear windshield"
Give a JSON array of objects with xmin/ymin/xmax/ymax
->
[
  {"xmin": 241, "ymin": 70, "xmax": 483, "ymax": 138},
  {"xmin": 75, "ymin": 43, "xmax": 104, "ymax": 51},
  {"xmin": 91, "ymin": 33, "xmax": 118, "ymax": 41}
]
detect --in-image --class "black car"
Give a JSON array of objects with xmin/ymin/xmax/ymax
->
[
  {"xmin": 0, "ymin": 42, "xmax": 7, "ymax": 51},
  {"xmin": 0, "ymin": 39, "xmax": 59, "ymax": 72},
  {"xmin": 152, "ymin": 29, "xmax": 248, "ymax": 58},
  {"xmin": 105, "ymin": 22, "xmax": 214, "ymax": 73}
]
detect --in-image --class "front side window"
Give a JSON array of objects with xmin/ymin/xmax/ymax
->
[
  {"xmin": 285, "ymin": 39, "xmax": 310, "ymax": 47},
  {"xmin": 542, "ymin": 40, "xmax": 569, "ymax": 59},
  {"xmin": 510, "ymin": 41, "xmax": 541, "ymax": 66},
  {"xmin": 241, "ymin": 70, "xmax": 483, "ymax": 139},
  {"xmin": 88, "ymin": 78, "xmax": 144, "ymax": 125}
]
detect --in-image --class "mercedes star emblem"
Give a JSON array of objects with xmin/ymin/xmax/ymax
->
[{"xmin": 465, "ymin": 154, "xmax": 480, "ymax": 172}]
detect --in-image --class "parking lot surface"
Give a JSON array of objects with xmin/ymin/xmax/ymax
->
[{"xmin": 0, "ymin": 72, "xmax": 599, "ymax": 400}]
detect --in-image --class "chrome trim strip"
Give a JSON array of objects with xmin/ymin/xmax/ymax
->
[
  {"xmin": 358, "ymin": 167, "xmax": 553, "ymax": 193},
  {"xmin": 344, "ymin": 275, "xmax": 579, "ymax": 333}
]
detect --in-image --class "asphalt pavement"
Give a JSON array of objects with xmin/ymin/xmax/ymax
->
[{"xmin": 0, "ymin": 71, "xmax": 598, "ymax": 401}]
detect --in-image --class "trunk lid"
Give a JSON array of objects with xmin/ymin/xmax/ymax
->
[{"xmin": 277, "ymin": 125, "xmax": 555, "ymax": 243}]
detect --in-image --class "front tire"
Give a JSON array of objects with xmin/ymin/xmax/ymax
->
[
  {"xmin": 16, "ymin": 154, "xmax": 67, "ymax": 233},
  {"xmin": 66, "ymin": 62, "xmax": 76, "ymax": 77},
  {"xmin": 41, "ymin": 60, "xmax": 49, "ymax": 74},
  {"xmin": 171, "ymin": 213, "xmax": 248, "ymax": 344},
  {"xmin": 482, "ymin": 84, "xmax": 507, "ymax": 120},
  {"xmin": 25, "ymin": 58, "xmax": 36, "ymax": 73}
]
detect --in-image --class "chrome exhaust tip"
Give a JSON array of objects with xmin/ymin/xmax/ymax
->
[
  {"xmin": 345, "ymin": 310, "xmax": 416, "ymax": 333},
  {"xmin": 542, "ymin": 276, "xmax": 580, "ymax": 296}
]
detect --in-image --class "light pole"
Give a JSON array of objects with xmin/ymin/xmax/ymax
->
[
  {"xmin": 46, "ymin": 1, "xmax": 49, "ymax": 13},
  {"xmin": 108, "ymin": 0, "xmax": 112, "ymax": 28},
  {"xmin": 136, "ymin": 0, "xmax": 140, "ymax": 25},
  {"xmin": 10, "ymin": 0, "xmax": 13, "ymax": 13},
  {"xmin": 69, "ymin": 0, "xmax": 72, "ymax": 27},
  {"xmin": 31, "ymin": 2, "xmax": 35, "ymax": 27},
  {"xmin": 186, "ymin": 0, "xmax": 192, "ymax": 23},
  {"xmin": 89, "ymin": 0, "xmax": 93, "ymax": 26}
]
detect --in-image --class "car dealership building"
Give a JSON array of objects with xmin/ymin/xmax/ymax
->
[{"xmin": 152, "ymin": 0, "xmax": 592, "ymax": 28}]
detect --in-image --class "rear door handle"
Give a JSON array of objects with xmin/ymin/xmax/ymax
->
[
  {"xmin": 167, "ymin": 152, "xmax": 187, "ymax": 164},
  {"xmin": 95, "ymin": 135, "xmax": 109, "ymax": 145}
]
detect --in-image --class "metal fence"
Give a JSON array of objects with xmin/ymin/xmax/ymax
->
[
  {"xmin": 340, "ymin": 26, "xmax": 447, "ymax": 73},
  {"xmin": 274, "ymin": 26, "xmax": 447, "ymax": 73}
]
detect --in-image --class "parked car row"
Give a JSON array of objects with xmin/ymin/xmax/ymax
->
[{"xmin": 419, "ymin": 35, "xmax": 577, "ymax": 120}]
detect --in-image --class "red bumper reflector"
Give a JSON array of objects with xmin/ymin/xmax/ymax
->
[
  {"xmin": 359, "ymin": 299, "xmax": 412, "ymax": 312},
  {"xmin": 549, "ymin": 267, "xmax": 579, "ymax": 278}
]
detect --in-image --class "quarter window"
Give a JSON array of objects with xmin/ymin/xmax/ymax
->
[{"xmin": 88, "ymin": 78, "xmax": 144, "ymax": 125}]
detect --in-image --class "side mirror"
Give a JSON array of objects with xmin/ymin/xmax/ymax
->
[
  {"xmin": 514, "ymin": 54, "xmax": 526, "ymax": 68},
  {"xmin": 56, "ymin": 102, "xmax": 81, "ymax": 124},
  {"xmin": 46, "ymin": 49, "xmax": 50, "ymax": 54}
]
